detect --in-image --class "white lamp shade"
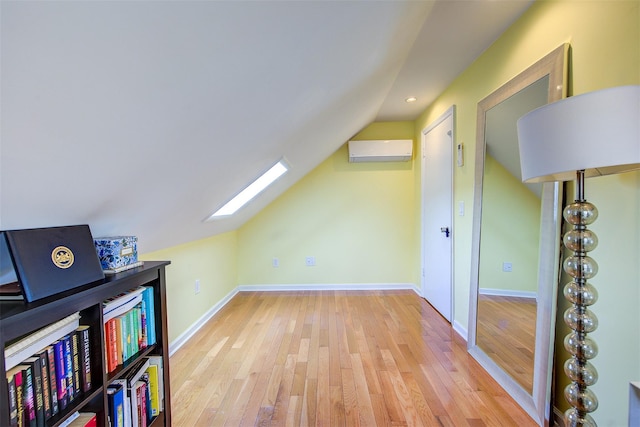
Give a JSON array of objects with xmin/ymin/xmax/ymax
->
[{"xmin": 517, "ymin": 85, "xmax": 640, "ymax": 183}]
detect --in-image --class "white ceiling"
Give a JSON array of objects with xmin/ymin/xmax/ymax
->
[{"xmin": 0, "ymin": 0, "xmax": 532, "ymax": 253}]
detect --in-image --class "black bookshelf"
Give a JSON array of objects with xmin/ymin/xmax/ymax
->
[{"xmin": 0, "ymin": 261, "xmax": 172, "ymax": 427}]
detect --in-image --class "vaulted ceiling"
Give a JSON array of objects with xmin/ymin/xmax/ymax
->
[{"xmin": 1, "ymin": 0, "xmax": 531, "ymax": 253}]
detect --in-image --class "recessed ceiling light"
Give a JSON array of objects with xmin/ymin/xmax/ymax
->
[
  {"xmin": 206, "ymin": 160, "xmax": 288, "ymax": 220},
  {"xmin": 405, "ymin": 97, "xmax": 417, "ymax": 103}
]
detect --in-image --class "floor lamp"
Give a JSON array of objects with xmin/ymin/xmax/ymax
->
[{"xmin": 516, "ymin": 85, "xmax": 640, "ymax": 426}]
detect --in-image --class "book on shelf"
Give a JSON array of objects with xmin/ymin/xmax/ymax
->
[
  {"xmin": 127, "ymin": 308, "xmax": 139, "ymax": 359},
  {"xmin": 113, "ymin": 317, "xmax": 124, "ymax": 367},
  {"xmin": 36, "ymin": 349, "xmax": 52, "ymax": 420},
  {"xmin": 122, "ymin": 312, "xmax": 131, "ymax": 362},
  {"xmin": 76, "ymin": 326, "xmax": 92, "ymax": 393},
  {"xmin": 134, "ymin": 380, "xmax": 147, "ymax": 427},
  {"xmin": 70, "ymin": 332, "xmax": 81, "ymax": 400},
  {"xmin": 141, "ymin": 373, "xmax": 152, "ymax": 424},
  {"xmin": 145, "ymin": 362, "xmax": 160, "ymax": 417},
  {"xmin": 139, "ymin": 298, "xmax": 147, "ymax": 350},
  {"xmin": 3, "ymin": 323, "xmax": 95, "ymax": 427},
  {"xmin": 148, "ymin": 356, "xmax": 164, "ymax": 412},
  {"xmin": 111, "ymin": 379, "xmax": 131, "ymax": 427},
  {"xmin": 20, "ymin": 363, "xmax": 36, "ymax": 427},
  {"xmin": 134, "ymin": 305, "xmax": 143, "ymax": 351},
  {"xmin": 131, "ymin": 304, "xmax": 140, "ymax": 354},
  {"xmin": 6, "ymin": 365, "xmax": 22, "ymax": 427},
  {"xmin": 142, "ymin": 287, "xmax": 156, "ymax": 346},
  {"xmin": 4, "ymin": 312, "xmax": 80, "ymax": 371},
  {"xmin": 104, "ymin": 319, "xmax": 118, "ymax": 373},
  {"xmin": 57, "ymin": 411, "xmax": 79, "ymax": 427},
  {"xmin": 103, "ymin": 288, "xmax": 145, "ymax": 323},
  {"xmin": 116, "ymin": 315, "xmax": 128, "ymax": 365},
  {"xmin": 102, "ymin": 287, "xmax": 157, "ymax": 374},
  {"xmin": 107, "ymin": 382, "xmax": 125, "ymax": 427},
  {"xmin": 45, "ymin": 346, "xmax": 59, "ymax": 417},
  {"xmin": 52, "ymin": 340, "xmax": 68, "ymax": 411},
  {"xmin": 62, "ymin": 335, "xmax": 75, "ymax": 402},
  {"xmin": 22, "ymin": 356, "xmax": 45, "ymax": 427},
  {"xmin": 124, "ymin": 358, "xmax": 150, "ymax": 427},
  {"xmin": 66, "ymin": 412, "xmax": 97, "ymax": 427}
]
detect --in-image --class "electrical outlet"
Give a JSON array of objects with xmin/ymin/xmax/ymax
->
[
  {"xmin": 502, "ymin": 262, "xmax": 513, "ymax": 272},
  {"xmin": 305, "ymin": 256, "xmax": 316, "ymax": 266},
  {"xmin": 195, "ymin": 279, "xmax": 201, "ymax": 294},
  {"xmin": 272, "ymin": 258, "xmax": 279, "ymax": 268}
]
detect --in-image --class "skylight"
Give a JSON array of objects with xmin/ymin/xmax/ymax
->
[{"xmin": 206, "ymin": 160, "xmax": 288, "ymax": 220}]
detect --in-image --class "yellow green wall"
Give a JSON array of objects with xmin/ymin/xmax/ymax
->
[
  {"xmin": 237, "ymin": 121, "xmax": 417, "ymax": 286},
  {"xmin": 140, "ymin": 231, "xmax": 237, "ymax": 343},
  {"xmin": 415, "ymin": 0, "xmax": 639, "ymax": 423},
  {"xmin": 478, "ymin": 154, "xmax": 540, "ymax": 294}
]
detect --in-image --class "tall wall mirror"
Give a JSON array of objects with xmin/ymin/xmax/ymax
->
[{"xmin": 468, "ymin": 44, "xmax": 568, "ymax": 425}]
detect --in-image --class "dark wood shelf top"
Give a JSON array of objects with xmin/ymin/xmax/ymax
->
[{"xmin": 0, "ymin": 260, "xmax": 170, "ymax": 344}]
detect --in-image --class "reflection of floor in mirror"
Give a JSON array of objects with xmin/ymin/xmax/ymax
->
[{"xmin": 477, "ymin": 294, "xmax": 536, "ymax": 394}]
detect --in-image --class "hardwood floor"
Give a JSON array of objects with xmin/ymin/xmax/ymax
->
[{"xmin": 170, "ymin": 290, "xmax": 536, "ymax": 426}]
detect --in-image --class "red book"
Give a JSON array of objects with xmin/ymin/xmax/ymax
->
[
  {"xmin": 135, "ymin": 381, "xmax": 147, "ymax": 427},
  {"xmin": 104, "ymin": 319, "xmax": 118, "ymax": 372},
  {"xmin": 45, "ymin": 346, "xmax": 59, "ymax": 416}
]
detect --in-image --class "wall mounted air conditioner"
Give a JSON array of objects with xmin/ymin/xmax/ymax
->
[{"xmin": 348, "ymin": 139, "xmax": 413, "ymax": 163}]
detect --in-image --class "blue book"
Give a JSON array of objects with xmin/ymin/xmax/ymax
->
[
  {"xmin": 52, "ymin": 341, "xmax": 67, "ymax": 411},
  {"xmin": 107, "ymin": 382, "xmax": 125, "ymax": 427},
  {"xmin": 142, "ymin": 287, "xmax": 156, "ymax": 346},
  {"xmin": 62, "ymin": 335, "xmax": 75, "ymax": 402}
]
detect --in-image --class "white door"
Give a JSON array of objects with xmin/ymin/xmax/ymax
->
[{"xmin": 421, "ymin": 107, "xmax": 454, "ymax": 321}]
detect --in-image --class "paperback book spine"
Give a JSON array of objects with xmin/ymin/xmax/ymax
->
[
  {"xmin": 71, "ymin": 332, "xmax": 81, "ymax": 399},
  {"xmin": 107, "ymin": 382, "xmax": 125, "ymax": 427},
  {"xmin": 37, "ymin": 350, "xmax": 52, "ymax": 420},
  {"xmin": 45, "ymin": 346, "xmax": 59, "ymax": 416},
  {"xmin": 62, "ymin": 335, "xmax": 75, "ymax": 402},
  {"xmin": 142, "ymin": 287, "xmax": 156, "ymax": 346},
  {"xmin": 21, "ymin": 364, "xmax": 36, "ymax": 427},
  {"xmin": 6, "ymin": 368, "xmax": 19, "ymax": 426},
  {"xmin": 104, "ymin": 319, "xmax": 118, "ymax": 372},
  {"xmin": 113, "ymin": 317, "xmax": 124, "ymax": 366},
  {"xmin": 23, "ymin": 356, "xmax": 45, "ymax": 427},
  {"xmin": 52, "ymin": 340, "xmax": 68, "ymax": 411},
  {"xmin": 76, "ymin": 326, "xmax": 92, "ymax": 392},
  {"xmin": 10, "ymin": 368, "xmax": 24, "ymax": 427}
]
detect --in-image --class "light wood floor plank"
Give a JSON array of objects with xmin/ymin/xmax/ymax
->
[{"xmin": 170, "ymin": 290, "xmax": 536, "ymax": 426}]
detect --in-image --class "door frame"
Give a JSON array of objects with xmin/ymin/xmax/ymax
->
[{"xmin": 420, "ymin": 105, "xmax": 455, "ymax": 322}]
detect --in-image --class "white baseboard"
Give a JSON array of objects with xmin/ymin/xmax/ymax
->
[
  {"xmin": 452, "ymin": 319, "xmax": 467, "ymax": 341},
  {"xmin": 479, "ymin": 288, "xmax": 537, "ymax": 300},
  {"xmin": 237, "ymin": 283, "xmax": 420, "ymax": 293},
  {"xmin": 169, "ymin": 283, "xmax": 419, "ymax": 355},
  {"xmin": 168, "ymin": 287, "xmax": 239, "ymax": 356}
]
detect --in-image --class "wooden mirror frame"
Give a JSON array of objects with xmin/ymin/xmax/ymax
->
[{"xmin": 467, "ymin": 44, "xmax": 568, "ymax": 426}]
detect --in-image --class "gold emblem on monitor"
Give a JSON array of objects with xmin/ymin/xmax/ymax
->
[{"xmin": 51, "ymin": 246, "xmax": 74, "ymax": 269}]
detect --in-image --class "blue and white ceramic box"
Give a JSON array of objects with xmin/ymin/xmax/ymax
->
[{"xmin": 93, "ymin": 236, "xmax": 138, "ymax": 270}]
